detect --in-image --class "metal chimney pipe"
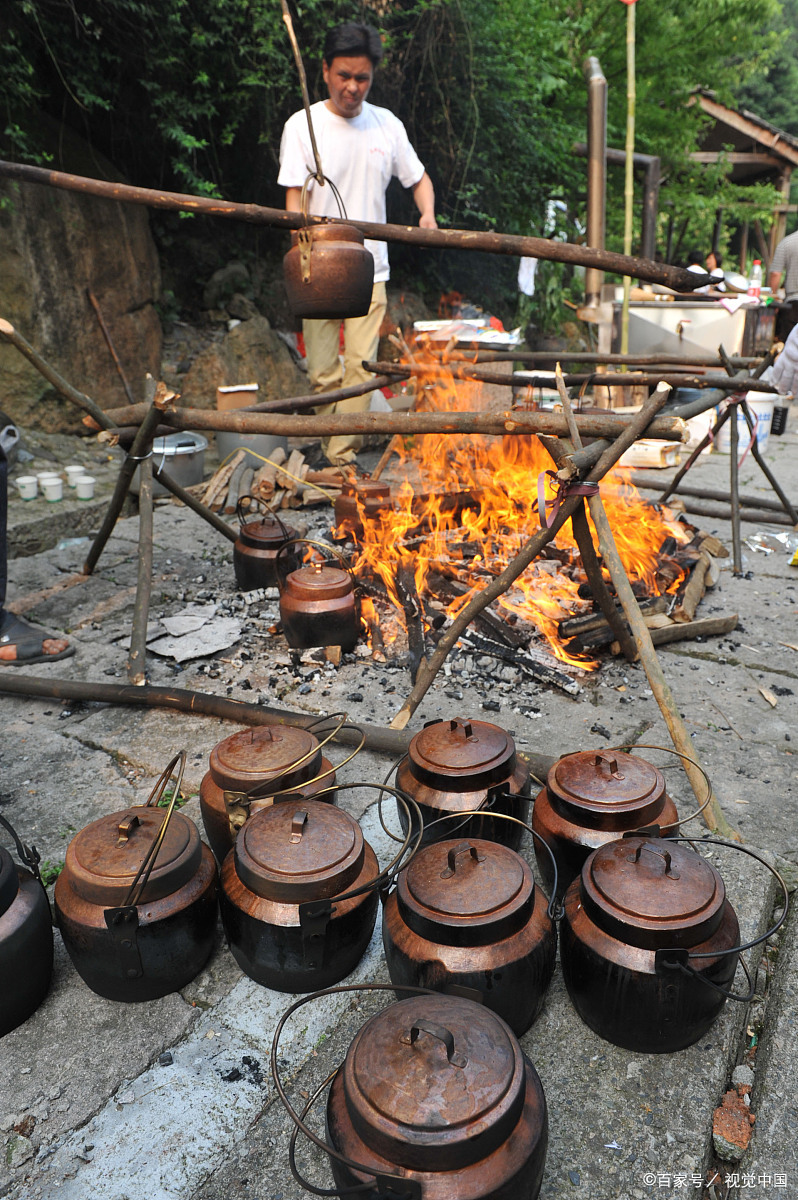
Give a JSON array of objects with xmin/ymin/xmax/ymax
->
[{"xmin": 583, "ymin": 57, "xmax": 607, "ymax": 311}]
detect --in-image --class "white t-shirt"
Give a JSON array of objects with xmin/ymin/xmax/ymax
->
[{"xmin": 278, "ymin": 100, "xmax": 425, "ymax": 283}]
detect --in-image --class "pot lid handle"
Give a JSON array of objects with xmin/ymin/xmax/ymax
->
[
  {"xmin": 627, "ymin": 841, "xmax": 680, "ymax": 879},
  {"xmin": 290, "ymin": 811, "xmax": 308, "ymax": 843},
  {"xmin": 401, "ymin": 1020, "xmax": 468, "ymax": 1069},
  {"xmin": 440, "ymin": 841, "xmax": 485, "ymax": 879},
  {"xmin": 595, "ymin": 752, "xmax": 625, "ymax": 780}
]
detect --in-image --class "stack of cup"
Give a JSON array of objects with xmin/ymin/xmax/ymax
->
[
  {"xmin": 16, "ymin": 476, "xmax": 38, "ymax": 500},
  {"xmin": 38, "ymin": 472, "xmax": 63, "ymax": 502},
  {"xmin": 75, "ymin": 476, "xmax": 96, "ymax": 500}
]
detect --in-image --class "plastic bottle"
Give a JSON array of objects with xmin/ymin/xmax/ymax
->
[{"xmin": 748, "ymin": 259, "xmax": 763, "ymax": 300}]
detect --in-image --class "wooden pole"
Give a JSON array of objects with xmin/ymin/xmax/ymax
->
[
  {"xmin": 0, "ymin": 158, "xmax": 712, "ymax": 292},
  {"xmin": 389, "ymin": 387, "xmax": 673, "ymax": 730},
  {"xmin": 554, "ymin": 372, "xmax": 738, "ymax": 838},
  {"xmin": 620, "ymin": 0, "xmax": 637, "ymax": 357},
  {"xmin": 127, "ymin": 457, "xmax": 153, "ymax": 685},
  {"xmin": 83, "ymin": 380, "xmax": 173, "ymax": 575}
]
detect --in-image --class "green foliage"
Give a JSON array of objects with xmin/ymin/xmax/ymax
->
[
  {"xmin": 38, "ymin": 859, "xmax": 64, "ymax": 887},
  {"xmin": 1, "ymin": 0, "xmax": 794, "ymax": 316}
]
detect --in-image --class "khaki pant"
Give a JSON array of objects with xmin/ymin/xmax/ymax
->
[{"xmin": 303, "ymin": 281, "xmax": 387, "ymax": 465}]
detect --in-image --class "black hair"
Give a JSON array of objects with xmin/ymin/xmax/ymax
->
[
  {"xmin": 709, "ymin": 250, "xmax": 723, "ymax": 267},
  {"xmin": 323, "ymin": 22, "xmax": 383, "ymax": 67},
  {"xmin": 687, "ymin": 249, "xmax": 704, "ymax": 266}
]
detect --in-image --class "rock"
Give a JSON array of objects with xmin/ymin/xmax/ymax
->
[
  {"xmin": 0, "ymin": 118, "xmax": 161, "ymax": 431},
  {"xmin": 202, "ymin": 262, "xmax": 251, "ymax": 310},
  {"xmin": 226, "ymin": 293, "xmax": 261, "ymax": 321},
  {"xmin": 731, "ymin": 1064, "xmax": 755, "ymax": 1089},
  {"xmin": 712, "ymin": 1089, "xmax": 755, "ymax": 1161},
  {"xmin": 177, "ymin": 316, "xmax": 306, "ymax": 407},
  {"xmin": 6, "ymin": 1134, "xmax": 35, "ymax": 1169}
]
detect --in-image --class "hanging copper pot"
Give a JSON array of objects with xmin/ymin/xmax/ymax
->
[
  {"xmin": 532, "ymin": 749, "xmax": 679, "ymax": 899},
  {"xmin": 283, "ymin": 222, "xmax": 374, "ymax": 319},
  {"xmin": 220, "ymin": 798, "xmax": 379, "ymax": 992},
  {"xmin": 279, "ymin": 562, "xmax": 359, "ymax": 652},
  {"xmin": 333, "ymin": 478, "xmax": 392, "ymax": 539},
  {"xmin": 382, "ymin": 837, "xmax": 555, "ymax": 1035},
  {"xmin": 233, "ymin": 499, "xmax": 299, "ymax": 592},
  {"xmin": 54, "ymin": 754, "xmax": 218, "ymax": 1002},
  {"xmin": 396, "ymin": 718, "xmax": 530, "ymax": 849},
  {"xmin": 199, "ymin": 723, "xmax": 338, "ymax": 862},
  {"xmin": 560, "ymin": 835, "xmax": 743, "ymax": 1052},
  {"xmin": 325, "ymin": 993, "xmax": 548, "ymax": 1200},
  {"xmin": 0, "ymin": 815, "xmax": 53, "ymax": 1037}
]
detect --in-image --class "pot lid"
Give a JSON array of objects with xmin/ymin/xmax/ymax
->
[
  {"xmin": 581, "ymin": 836, "xmax": 727, "ymax": 949},
  {"xmin": 342, "ymin": 994, "xmax": 526, "ymax": 1171},
  {"xmin": 239, "ymin": 516, "xmax": 297, "ymax": 547},
  {"xmin": 0, "ymin": 846, "xmax": 20, "ymax": 917},
  {"xmin": 209, "ymin": 725, "xmax": 321, "ymax": 793},
  {"xmin": 398, "ymin": 839, "xmax": 533, "ymax": 944},
  {"xmin": 408, "ymin": 719, "xmax": 516, "ymax": 792},
  {"xmin": 548, "ymin": 750, "xmax": 665, "ymax": 826},
  {"xmin": 151, "ymin": 433, "xmax": 208, "ymax": 457},
  {"xmin": 290, "ymin": 222, "xmax": 365, "ymax": 247},
  {"xmin": 339, "ymin": 479, "xmax": 391, "ymax": 502},
  {"xmin": 285, "ymin": 564, "xmax": 353, "ymax": 601},
  {"xmin": 234, "ymin": 799, "xmax": 364, "ymax": 902},
  {"xmin": 63, "ymin": 807, "xmax": 202, "ymax": 908}
]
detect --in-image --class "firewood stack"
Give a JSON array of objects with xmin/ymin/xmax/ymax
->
[{"xmin": 184, "ymin": 448, "xmax": 346, "ymax": 513}]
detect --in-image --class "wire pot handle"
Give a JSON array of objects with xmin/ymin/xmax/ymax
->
[
  {"xmin": 119, "ymin": 750, "xmax": 186, "ymax": 910},
  {"xmin": 274, "ymin": 537, "xmax": 356, "ymax": 595},
  {"xmin": 273, "ymin": 982, "xmax": 454, "ymax": 1200},
  {"xmin": 651, "ymin": 835, "xmax": 789, "ymax": 1002},
  {"xmin": 604, "ymin": 743, "xmax": 713, "ymax": 831},
  {"xmin": 236, "ymin": 496, "xmax": 293, "ymax": 541},
  {"xmin": 246, "ymin": 714, "xmax": 363, "ymax": 803},
  {"xmin": 0, "ymin": 812, "xmax": 42, "ymax": 882}
]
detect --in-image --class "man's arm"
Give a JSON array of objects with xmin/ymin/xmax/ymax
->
[
  {"xmin": 285, "ymin": 187, "xmax": 302, "ymax": 213},
  {"xmin": 769, "ymin": 269, "xmax": 783, "ymax": 294},
  {"xmin": 412, "ymin": 173, "xmax": 437, "ymax": 229}
]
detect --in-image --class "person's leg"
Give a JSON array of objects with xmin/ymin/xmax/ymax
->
[
  {"xmin": 0, "ymin": 443, "xmax": 73, "ymax": 664},
  {"xmin": 302, "ymin": 316, "xmax": 344, "ymax": 394},
  {"xmin": 324, "ymin": 282, "xmax": 388, "ymax": 465}
]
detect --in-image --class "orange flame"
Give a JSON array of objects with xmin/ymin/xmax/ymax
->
[{"xmin": 346, "ymin": 348, "xmax": 688, "ymax": 668}]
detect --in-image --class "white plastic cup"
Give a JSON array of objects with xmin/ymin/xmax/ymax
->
[
  {"xmin": 37, "ymin": 470, "xmax": 61, "ymax": 485},
  {"xmin": 65, "ymin": 464, "xmax": 85, "ymax": 487},
  {"xmin": 42, "ymin": 477, "xmax": 63, "ymax": 502},
  {"xmin": 75, "ymin": 475, "xmax": 96, "ymax": 500},
  {"xmin": 16, "ymin": 475, "xmax": 38, "ymax": 500}
]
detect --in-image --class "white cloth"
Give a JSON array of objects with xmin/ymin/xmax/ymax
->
[
  {"xmin": 769, "ymin": 322, "xmax": 798, "ymax": 396},
  {"xmin": 518, "ymin": 257, "xmax": 538, "ymax": 297},
  {"xmin": 278, "ymin": 101, "xmax": 425, "ymax": 283}
]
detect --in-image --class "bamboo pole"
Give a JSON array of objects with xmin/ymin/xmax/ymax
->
[
  {"xmin": 127, "ymin": 457, "xmax": 153, "ymax": 685},
  {"xmin": 0, "ymin": 158, "xmax": 712, "ymax": 292},
  {"xmin": 389, "ymin": 387, "xmax": 672, "ymax": 730},
  {"xmin": 554, "ymin": 379, "xmax": 738, "ymax": 839},
  {"xmin": 620, "ymin": 0, "xmax": 637, "ymax": 357}
]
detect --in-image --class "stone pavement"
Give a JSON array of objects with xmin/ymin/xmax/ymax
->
[{"xmin": 0, "ymin": 421, "xmax": 796, "ymax": 1200}]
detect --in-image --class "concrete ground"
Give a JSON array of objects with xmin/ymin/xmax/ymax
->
[{"xmin": 0, "ymin": 416, "xmax": 796, "ymax": 1200}]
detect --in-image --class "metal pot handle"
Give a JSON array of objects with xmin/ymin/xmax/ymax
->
[
  {"xmin": 440, "ymin": 842, "xmax": 485, "ymax": 878},
  {"xmin": 605, "ymin": 743, "xmax": 712, "ymax": 831},
  {"xmin": 652, "ymin": 836, "xmax": 789, "ymax": 1003},
  {"xmin": 274, "ymin": 537, "xmax": 355, "ymax": 595},
  {"xmin": 0, "ymin": 812, "xmax": 42, "ymax": 882},
  {"xmin": 402, "ymin": 1020, "xmax": 467, "ymax": 1068},
  {"xmin": 117, "ymin": 750, "xmax": 187, "ymax": 910}
]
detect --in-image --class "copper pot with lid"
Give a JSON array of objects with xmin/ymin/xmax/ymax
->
[
  {"xmin": 220, "ymin": 798, "xmax": 379, "ymax": 991},
  {"xmin": 560, "ymin": 835, "xmax": 742, "ymax": 1052},
  {"xmin": 532, "ymin": 749, "xmax": 679, "ymax": 898},
  {"xmin": 279, "ymin": 561, "xmax": 359, "ymax": 652},
  {"xmin": 0, "ymin": 814, "xmax": 53, "ymax": 1036},
  {"xmin": 334, "ymin": 478, "xmax": 392, "ymax": 539},
  {"xmin": 233, "ymin": 499, "xmax": 299, "ymax": 592},
  {"xmin": 382, "ymin": 837, "xmax": 555, "ymax": 1035},
  {"xmin": 54, "ymin": 754, "xmax": 218, "ymax": 1002},
  {"xmin": 396, "ymin": 718, "xmax": 530, "ymax": 849},
  {"xmin": 325, "ymin": 993, "xmax": 548, "ymax": 1200},
  {"xmin": 200, "ymin": 723, "xmax": 338, "ymax": 862},
  {"xmin": 284, "ymin": 222, "xmax": 374, "ymax": 319}
]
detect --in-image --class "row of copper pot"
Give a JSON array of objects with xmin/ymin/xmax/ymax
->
[{"xmin": 6, "ymin": 721, "xmax": 777, "ymax": 1064}]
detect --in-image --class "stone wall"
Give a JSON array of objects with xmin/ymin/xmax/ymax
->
[{"xmin": 0, "ymin": 135, "xmax": 162, "ymax": 432}]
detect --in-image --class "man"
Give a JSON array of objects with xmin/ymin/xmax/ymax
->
[
  {"xmin": 768, "ymin": 228, "xmax": 798, "ymax": 341},
  {"xmin": 278, "ymin": 22, "xmax": 436, "ymax": 465},
  {"xmin": 0, "ymin": 437, "xmax": 73, "ymax": 664}
]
